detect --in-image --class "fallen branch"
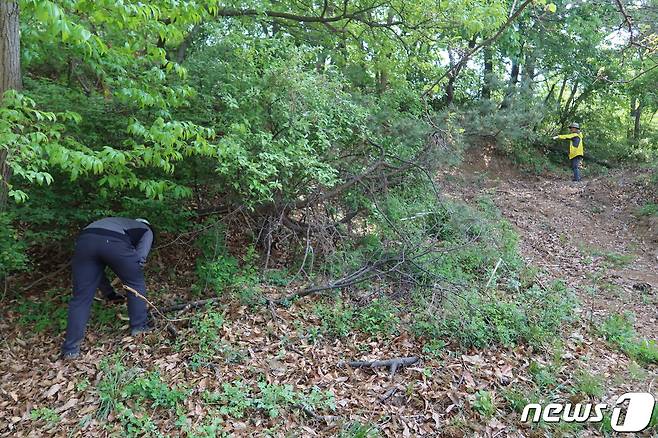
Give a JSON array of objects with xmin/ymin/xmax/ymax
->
[
  {"xmin": 340, "ymin": 356, "xmax": 419, "ymax": 376},
  {"xmin": 122, "ymin": 285, "xmax": 180, "ymax": 338},
  {"xmin": 379, "ymin": 387, "xmax": 399, "ymax": 403},
  {"xmin": 485, "ymin": 258, "xmax": 503, "ymax": 288},
  {"xmin": 21, "ymin": 263, "xmax": 70, "ymax": 291},
  {"xmin": 160, "ymin": 297, "xmax": 220, "ymax": 313}
]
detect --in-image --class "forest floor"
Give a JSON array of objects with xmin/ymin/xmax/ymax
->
[{"xmin": 1, "ymin": 155, "xmax": 657, "ymax": 437}]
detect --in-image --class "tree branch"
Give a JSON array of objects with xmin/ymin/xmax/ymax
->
[{"xmin": 421, "ymin": 0, "xmax": 534, "ymax": 98}]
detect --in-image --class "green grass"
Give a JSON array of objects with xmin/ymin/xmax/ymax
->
[
  {"xmin": 599, "ymin": 313, "xmax": 658, "ymax": 365},
  {"xmin": 412, "ymin": 280, "xmax": 577, "ymax": 350},
  {"xmin": 203, "ymin": 380, "xmax": 335, "ymax": 419},
  {"xmin": 339, "ymin": 422, "xmax": 380, "ymax": 438},
  {"xmin": 638, "ymin": 203, "xmax": 658, "ymax": 216},
  {"xmin": 15, "ymin": 290, "xmax": 68, "ymax": 333},
  {"xmin": 572, "ymin": 369, "xmax": 604, "ymax": 398},
  {"xmin": 314, "ymin": 297, "xmax": 400, "ymax": 339},
  {"xmin": 580, "ymin": 245, "xmax": 635, "ymax": 268}
]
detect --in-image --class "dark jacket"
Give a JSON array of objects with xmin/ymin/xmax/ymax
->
[{"xmin": 83, "ymin": 217, "xmax": 153, "ymax": 263}]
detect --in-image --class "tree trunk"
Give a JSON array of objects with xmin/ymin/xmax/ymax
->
[
  {"xmin": 556, "ymin": 77, "xmax": 567, "ymax": 108},
  {"xmin": 633, "ymin": 98, "xmax": 642, "ymax": 139},
  {"xmin": 500, "ymin": 55, "xmax": 520, "ymax": 109},
  {"xmin": 522, "ymin": 51, "xmax": 535, "ymax": 90},
  {"xmin": 0, "ymin": 1, "xmax": 22, "ymax": 210},
  {"xmin": 481, "ymin": 46, "xmax": 493, "ymax": 99}
]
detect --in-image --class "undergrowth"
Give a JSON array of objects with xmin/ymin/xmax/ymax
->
[
  {"xmin": 412, "ymin": 280, "xmax": 577, "ymax": 350},
  {"xmin": 599, "ymin": 313, "xmax": 658, "ymax": 364}
]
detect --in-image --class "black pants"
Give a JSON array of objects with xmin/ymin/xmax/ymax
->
[{"xmin": 61, "ymin": 232, "xmax": 148, "ymax": 354}]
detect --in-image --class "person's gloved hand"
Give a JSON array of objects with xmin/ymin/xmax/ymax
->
[
  {"xmin": 138, "ymin": 257, "xmax": 146, "ymax": 268},
  {"xmin": 552, "ymin": 136, "xmax": 558, "ymax": 140}
]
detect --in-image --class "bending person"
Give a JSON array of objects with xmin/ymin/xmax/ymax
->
[{"xmin": 61, "ymin": 217, "xmax": 154, "ymax": 359}]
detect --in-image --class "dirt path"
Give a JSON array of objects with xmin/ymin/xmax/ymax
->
[
  {"xmin": 446, "ymin": 158, "xmax": 658, "ymax": 339},
  {"xmin": 441, "ymin": 158, "xmax": 658, "ymax": 435}
]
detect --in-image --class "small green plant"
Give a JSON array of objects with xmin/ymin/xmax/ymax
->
[
  {"xmin": 117, "ymin": 406, "xmax": 162, "ymax": 438},
  {"xmin": 123, "ymin": 371, "xmax": 187, "ymax": 410},
  {"xmin": 422, "ymin": 339, "xmax": 447, "ymax": 358},
  {"xmin": 638, "ymin": 203, "xmax": 658, "ymax": 216},
  {"xmin": 76, "ymin": 377, "xmax": 90, "ymax": 392},
  {"xmin": 529, "ymin": 361, "xmax": 557, "ymax": 389},
  {"xmin": 90, "ymin": 301, "xmax": 122, "ymax": 329},
  {"xmin": 412, "ymin": 281, "xmax": 577, "ymax": 350},
  {"xmin": 355, "ymin": 298, "xmax": 400, "ymax": 337},
  {"xmin": 96, "ymin": 355, "xmax": 139, "ymax": 419},
  {"xmin": 15, "ymin": 290, "xmax": 69, "ymax": 333},
  {"xmin": 0, "ymin": 212, "xmax": 28, "ymax": 278},
  {"xmin": 472, "ymin": 390, "xmax": 496, "ymax": 418},
  {"xmin": 203, "ymin": 380, "xmax": 254, "ymax": 419},
  {"xmin": 203, "ymin": 380, "xmax": 335, "ymax": 420},
  {"xmin": 339, "ymin": 421, "xmax": 380, "ymax": 438},
  {"xmin": 315, "ymin": 299, "xmax": 355, "ymax": 338},
  {"xmin": 193, "ymin": 224, "xmax": 240, "ymax": 295},
  {"xmin": 599, "ymin": 313, "xmax": 658, "ymax": 364},
  {"xmin": 256, "ymin": 382, "xmax": 298, "ymax": 418},
  {"xmin": 187, "ymin": 306, "xmax": 225, "ymax": 368},
  {"xmin": 181, "ymin": 414, "xmax": 224, "ymax": 438},
  {"xmin": 502, "ymin": 387, "xmax": 540, "ymax": 413},
  {"xmin": 581, "ymin": 245, "xmax": 635, "ymax": 268},
  {"xmin": 573, "ymin": 369, "xmax": 604, "ymax": 398},
  {"xmin": 30, "ymin": 407, "xmax": 60, "ymax": 424},
  {"xmin": 193, "ymin": 224, "xmax": 260, "ymax": 301},
  {"xmin": 627, "ymin": 361, "xmax": 648, "ymax": 381},
  {"xmin": 263, "ymin": 268, "xmax": 292, "ymax": 287}
]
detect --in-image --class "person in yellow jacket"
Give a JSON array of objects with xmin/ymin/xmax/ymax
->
[{"xmin": 553, "ymin": 122, "xmax": 584, "ymax": 182}]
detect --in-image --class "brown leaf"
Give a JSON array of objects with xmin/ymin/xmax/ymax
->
[
  {"xmin": 44, "ymin": 383, "xmax": 62, "ymax": 398},
  {"xmin": 56, "ymin": 398, "xmax": 78, "ymax": 413}
]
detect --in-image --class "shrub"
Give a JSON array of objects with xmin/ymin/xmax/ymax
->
[
  {"xmin": 30, "ymin": 407, "xmax": 60, "ymax": 424},
  {"xmin": 315, "ymin": 299, "xmax": 355, "ymax": 339},
  {"xmin": 0, "ymin": 213, "xmax": 27, "ymax": 278},
  {"xmin": 203, "ymin": 380, "xmax": 335, "ymax": 420},
  {"xmin": 15, "ymin": 290, "xmax": 69, "ymax": 333}
]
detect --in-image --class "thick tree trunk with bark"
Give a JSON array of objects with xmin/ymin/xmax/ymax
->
[{"xmin": 0, "ymin": 1, "xmax": 22, "ymax": 210}]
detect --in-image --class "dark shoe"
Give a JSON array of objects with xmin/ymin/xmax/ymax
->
[
  {"xmin": 105, "ymin": 291, "xmax": 127, "ymax": 304},
  {"xmin": 61, "ymin": 350, "xmax": 80, "ymax": 360},
  {"xmin": 94, "ymin": 291, "xmax": 126, "ymax": 304},
  {"xmin": 130, "ymin": 325, "xmax": 154, "ymax": 336}
]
